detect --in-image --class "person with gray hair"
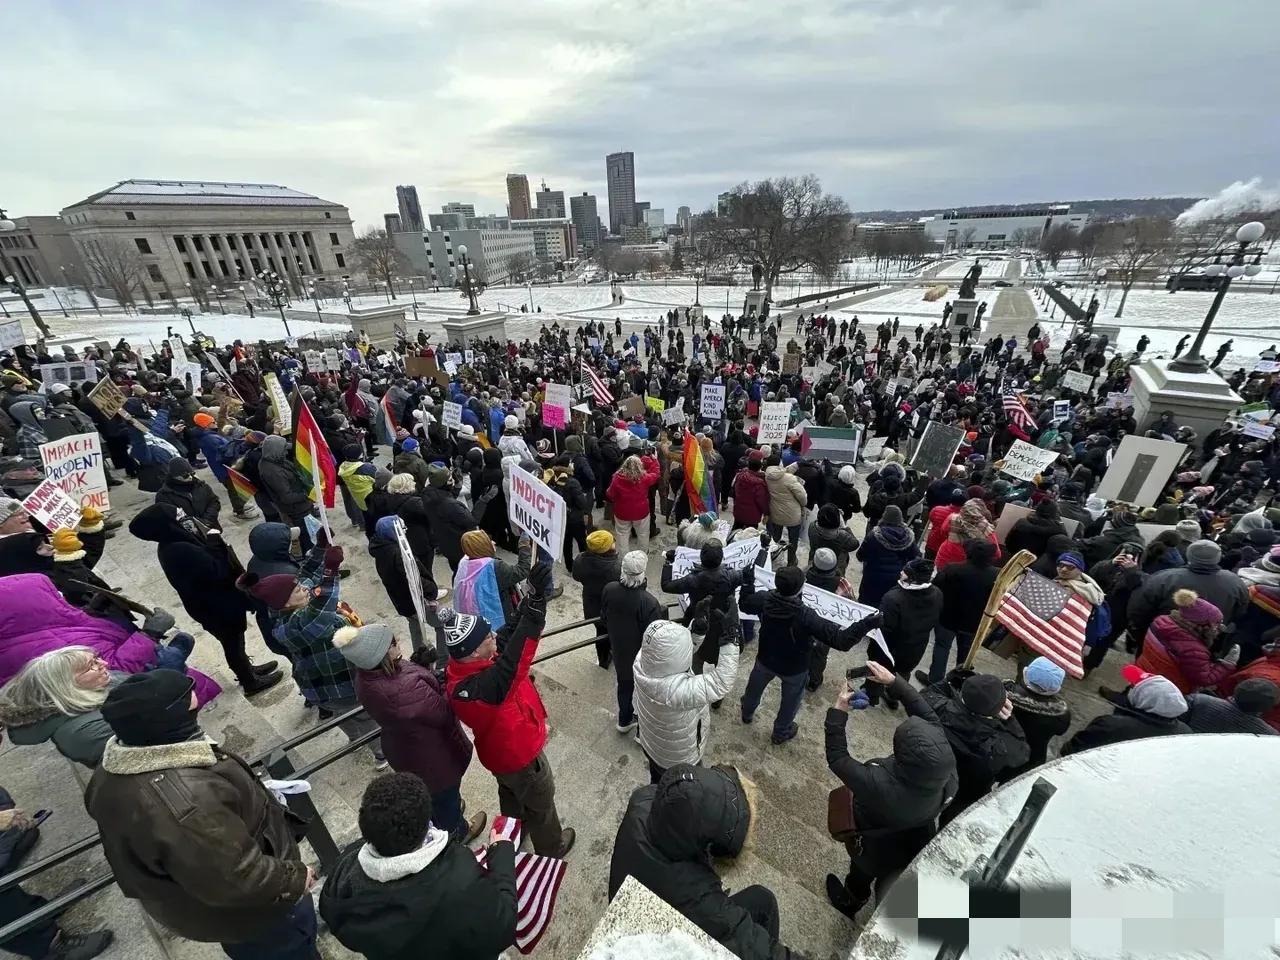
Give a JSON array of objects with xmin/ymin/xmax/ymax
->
[
  {"xmin": 0, "ymin": 646, "xmax": 121, "ymax": 767},
  {"xmin": 600, "ymin": 551, "xmax": 666, "ymax": 733}
]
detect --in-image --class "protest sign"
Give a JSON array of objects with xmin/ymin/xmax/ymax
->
[
  {"xmin": 446, "ymin": 352, "xmax": 463, "ymax": 368},
  {"xmin": 909, "ymin": 420, "xmax": 966, "ymax": 478},
  {"xmin": 1060, "ymin": 370, "xmax": 1095, "ymax": 393},
  {"xmin": 508, "ymin": 464, "xmax": 566, "ymax": 557},
  {"xmin": 1253, "ymin": 360, "xmax": 1279, "ymax": 374},
  {"xmin": 464, "ymin": 349, "xmax": 475, "ymax": 366},
  {"xmin": 0, "ymin": 318, "xmax": 25, "ymax": 351},
  {"xmin": 444, "ymin": 360, "xmax": 458, "ymax": 376},
  {"xmin": 994, "ymin": 504, "xmax": 1031, "ymax": 545},
  {"xmin": 304, "ymin": 350, "xmax": 324, "ymax": 372},
  {"xmin": 805, "ymin": 426, "xmax": 861, "ymax": 463},
  {"xmin": 622, "ymin": 395, "xmax": 646, "ymax": 419},
  {"xmin": 852, "ymin": 379, "xmax": 865, "ymax": 395},
  {"xmin": 22, "ymin": 479, "xmax": 82, "ymax": 532},
  {"xmin": 1242, "ymin": 421, "xmax": 1275, "ymax": 440},
  {"xmin": 588, "ymin": 337, "xmax": 602, "ymax": 350},
  {"xmin": 405, "ymin": 354, "xmax": 434, "ymax": 378},
  {"xmin": 285, "ymin": 336, "xmax": 299, "ymax": 349},
  {"xmin": 1053, "ymin": 399, "xmax": 1070, "ymax": 422},
  {"xmin": 672, "ymin": 539, "xmax": 770, "ymax": 622},
  {"xmin": 700, "ymin": 383, "xmax": 725, "ymax": 420},
  {"xmin": 441, "ymin": 401, "xmax": 463, "ymax": 430},
  {"xmin": 645, "ymin": 395, "xmax": 666, "ymax": 414},
  {"xmin": 393, "ymin": 517, "xmax": 429, "ymax": 637},
  {"xmin": 263, "ymin": 373, "xmax": 291, "ymax": 434},
  {"xmin": 171, "ymin": 358, "xmax": 203, "ymax": 393},
  {"xmin": 39, "ymin": 434, "xmax": 109, "ymax": 511},
  {"xmin": 661, "ymin": 398, "xmax": 686, "ymax": 426},
  {"xmin": 752, "ymin": 567, "xmax": 889, "ymax": 662},
  {"xmin": 87, "ymin": 378, "xmax": 126, "ymax": 419},
  {"xmin": 543, "ymin": 382, "xmax": 571, "ymax": 430},
  {"xmin": 802, "ymin": 365, "xmax": 819, "ymax": 383},
  {"xmin": 781, "ymin": 352, "xmax": 801, "ymax": 375},
  {"xmin": 999, "ymin": 439, "xmax": 1060, "ymax": 482},
  {"xmin": 757, "ymin": 401, "xmax": 791, "ymax": 445},
  {"xmin": 38, "ymin": 361, "xmax": 98, "ymax": 390},
  {"xmin": 323, "ymin": 348, "xmax": 341, "ymax": 372},
  {"xmin": 1095, "ymin": 435, "xmax": 1187, "ymax": 508},
  {"xmin": 1107, "ymin": 392, "xmax": 1135, "ymax": 410}
]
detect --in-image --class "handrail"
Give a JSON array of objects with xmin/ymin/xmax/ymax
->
[{"xmin": 0, "ymin": 614, "xmax": 602, "ymax": 938}]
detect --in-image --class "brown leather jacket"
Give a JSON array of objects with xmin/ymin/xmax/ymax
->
[{"xmin": 84, "ymin": 737, "xmax": 308, "ymax": 942}]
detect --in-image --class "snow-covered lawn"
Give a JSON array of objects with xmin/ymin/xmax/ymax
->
[
  {"xmin": 935, "ymin": 257, "xmax": 1017, "ymax": 280},
  {"xmin": 16, "ymin": 311, "xmax": 352, "ymax": 354}
]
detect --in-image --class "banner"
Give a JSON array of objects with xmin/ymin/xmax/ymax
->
[
  {"xmin": 543, "ymin": 382, "xmax": 571, "ymax": 430},
  {"xmin": 756, "ymin": 401, "xmax": 791, "ymax": 445},
  {"xmin": 22, "ymin": 479, "xmax": 82, "ymax": 532},
  {"xmin": 671, "ymin": 539, "xmax": 770, "ymax": 622},
  {"xmin": 441, "ymin": 400, "xmax": 463, "ymax": 430},
  {"xmin": 752, "ymin": 567, "xmax": 889, "ymax": 662},
  {"xmin": 508, "ymin": 464, "xmax": 566, "ymax": 557},
  {"xmin": 264, "ymin": 373, "xmax": 290, "ymax": 434},
  {"xmin": 39, "ymin": 434, "xmax": 110, "ymax": 511},
  {"xmin": 999, "ymin": 440, "xmax": 1061, "ymax": 482},
  {"xmin": 393, "ymin": 517, "xmax": 429, "ymax": 638},
  {"xmin": 700, "ymin": 383, "xmax": 725, "ymax": 419},
  {"xmin": 1060, "ymin": 370, "xmax": 1094, "ymax": 393}
]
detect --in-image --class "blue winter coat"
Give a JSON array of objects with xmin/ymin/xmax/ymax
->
[{"xmin": 855, "ymin": 527, "xmax": 920, "ymax": 607}]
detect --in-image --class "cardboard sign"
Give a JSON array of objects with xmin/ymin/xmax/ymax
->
[
  {"xmin": 508, "ymin": 464, "xmax": 566, "ymax": 557},
  {"xmin": 671, "ymin": 538, "xmax": 770, "ymax": 622},
  {"xmin": 1242, "ymin": 421, "xmax": 1275, "ymax": 440},
  {"xmin": 752, "ymin": 566, "xmax": 889, "ymax": 662},
  {"xmin": 39, "ymin": 434, "xmax": 110, "ymax": 511},
  {"xmin": 1095, "ymin": 435, "xmax": 1188, "ymax": 508},
  {"xmin": 645, "ymin": 395, "xmax": 666, "ymax": 414},
  {"xmin": 781, "ymin": 352, "xmax": 801, "ymax": 375},
  {"xmin": 393, "ymin": 517, "xmax": 429, "ymax": 638},
  {"xmin": 909, "ymin": 420, "xmax": 967, "ymax": 478},
  {"xmin": 22, "ymin": 479, "xmax": 82, "ymax": 532},
  {"xmin": 622, "ymin": 395, "xmax": 646, "ymax": 419},
  {"xmin": 0, "ymin": 318, "xmax": 25, "ymax": 350},
  {"xmin": 263, "ymin": 372, "xmax": 291, "ymax": 434},
  {"xmin": 661, "ymin": 398, "xmax": 686, "ymax": 426},
  {"xmin": 757, "ymin": 401, "xmax": 791, "ymax": 445},
  {"xmin": 999, "ymin": 440, "xmax": 1061, "ymax": 482},
  {"xmin": 405, "ymin": 354, "xmax": 434, "ymax": 378},
  {"xmin": 87, "ymin": 378, "xmax": 126, "ymax": 418},
  {"xmin": 441, "ymin": 401, "xmax": 463, "ymax": 430},
  {"xmin": 543, "ymin": 382, "xmax": 571, "ymax": 430},
  {"xmin": 1061, "ymin": 370, "xmax": 1095, "ymax": 393},
  {"xmin": 700, "ymin": 383, "xmax": 725, "ymax": 419}
]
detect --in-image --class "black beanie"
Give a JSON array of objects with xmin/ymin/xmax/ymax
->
[
  {"xmin": 960, "ymin": 673, "xmax": 1006, "ymax": 718},
  {"xmin": 775, "ymin": 566, "xmax": 805, "ymax": 597},
  {"xmin": 101, "ymin": 670, "xmax": 200, "ymax": 747},
  {"xmin": 700, "ymin": 542, "xmax": 724, "ymax": 570}
]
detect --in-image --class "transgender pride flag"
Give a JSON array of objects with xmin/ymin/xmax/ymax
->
[{"xmin": 683, "ymin": 434, "xmax": 715, "ymax": 517}]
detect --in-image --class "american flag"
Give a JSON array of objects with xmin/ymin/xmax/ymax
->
[
  {"xmin": 473, "ymin": 815, "xmax": 567, "ymax": 954},
  {"xmin": 994, "ymin": 570, "xmax": 1090, "ymax": 678},
  {"xmin": 580, "ymin": 359, "xmax": 614, "ymax": 406},
  {"xmin": 1002, "ymin": 389, "xmax": 1036, "ymax": 432}
]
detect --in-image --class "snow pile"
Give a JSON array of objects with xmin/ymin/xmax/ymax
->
[
  {"xmin": 586, "ymin": 929, "xmax": 724, "ymax": 960},
  {"xmin": 1175, "ymin": 178, "xmax": 1280, "ymax": 227}
]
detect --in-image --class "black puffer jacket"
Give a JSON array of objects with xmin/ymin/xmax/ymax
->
[
  {"xmin": 1061, "ymin": 697, "xmax": 1191, "ymax": 755},
  {"xmin": 320, "ymin": 838, "xmax": 517, "ymax": 960},
  {"xmin": 934, "ymin": 557, "xmax": 999, "ymax": 633},
  {"xmin": 600, "ymin": 580, "xmax": 665, "ymax": 673},
  {"xmin": 609, "ymin": 765, "xmax": 795, "ymax": 960},
  {"xmin": 807, "ymin": 523, "xmax": 860, "ymax": 576},
  {"xmin": 923, "ymin": 679, "xmax": 1031, "ymax": 811},
  {"xmin": 1004, "ymin": 514, "xmax": 1067, "ymax": 559},
  {"xmin": 880, "ymin": 583, "xmax": 943, "ymax": 662},
  {"xmin": 257, "ymin": 435, "xmax": 314, "ymax": 524},
  {"xmin": 154, "ymin": 463, "xmax": 221, "ymax": 528},
  {"xmin": 419, "ymin": 485, "xmax": 478, "ymax": 566},
  {"xmin": 738, "ymin": 573, "xmax": 877, "ymax": 677},
  {"xmin": 571, "ymin": 549, "xmax": 621, "ymax": 618},
  {"xmin": 1182, "ymin": 693, "xmax": 1277, "ymax": 735}
]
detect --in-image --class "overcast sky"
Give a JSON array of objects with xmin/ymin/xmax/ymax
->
[{"xmin": 6, "ymin": 0, "xmax": 1277, "ymax": 231}]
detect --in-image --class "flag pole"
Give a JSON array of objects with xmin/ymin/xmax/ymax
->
[{"xmin": 961, "ymin": 548, "xmax": 1036, "ymax": 671}]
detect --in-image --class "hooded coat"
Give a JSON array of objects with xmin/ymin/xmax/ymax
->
[
  {"xmin": 609, "ymin": 765, "xmax": 788, "ymax": 960},
  {"xmin": 571, "ymin": 548, "xmax": 621, "ymax": 619},
  {"xmin": 763, "ymin": 464, "xmax": 807, "ymax": 526},
  {"xmin": 1138, "ymin": 614, "xmax": 1237, "ymax": 692},
  {"xmin": 256, "ymin": 434, "xmax": 314, "ymax": 524},
  {"xmin": 922, "ymin": 680, "xmax": 1031, "ymax": 813},
  {"xmin": 1061, "ymin": 690, "xmax": 1192, "ymax": 754},
  {"xmin": 1081, "ymin": 520, "xmax": 1145, "ymax": 568},
  {"xmin": 856, "ymin": 524, "xmax": 921, "ymax": 607},
  {"xmin": 154, "ymin": 460, "xmax": 221, "ymax": 528},
  {"xmin": 1004, "ymin": 512, "xmax": 1068, "ymax": 559},
  {"xmin": 246, "ymin": 523, "xmax": 298, "ymax": 579},
  {"xmin": 732, "ymin": 468, "xmax": 770, "ymax": 527}
]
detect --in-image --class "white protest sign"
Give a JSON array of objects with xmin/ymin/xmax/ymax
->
[
  {"xmin": 589, "ymin": 337, "xmax": 602, "ymax": 350},
  {"xmin": 543, "ymin": 382, "xmax": 571, "ymax": 430},
  {"xmin": 39, "ymin": 434, "xmax": 109, "ymax": 511},
  {"xmin": 171, "ymin": 358, "xmax": 203, "ymax": 393},
  {"xmin": 752, "ymin": 566, "xmax": 889, "ymax": 663},
  {"xmin": 392, "ymin": 517, "xmax": 429, "ymax": 637},
  {"xmin": 263, "ymin": 372, "xmax": 290, "ymax": 434},
  {"xmin": 464, "ymin": 349, "xmax": 475, "ymax": 366},
  {"xmin": 700, "ymin": 383, "xmax": 725, "ymax": 419},
  {"xmin": 1253, "ymin": 360, "xmax": 1279, "ymax": 373},
  {"xmin": 446, "ymin": 352, "xmax": 463, "ymax": 368},
  {"xmin": 1053, "ymin": 399, "xmax": 1070, "ymax": 422},
  {"xmin": 441, "ymin": 400, "xmax": 463, "ymax": 430},
  {"xmin": 22, "ymin": 478, "xmax": 82, "ymax": 532},
  {"xmin": 1095, "ymin": 435, "xmax": 1188, "ymax": 508},
  {"xmin": 852, "ymin": 379, "xmax": 865, "ymax": 395},
  {"xmin": 304, "ymin": 350, "xmax": 323, "ymax": 372},
  {"xmin": 999, "ymin": 440, "xmax": 1061, "ymax": 482},
  {"xmin": 1242, "ymin": 421, "xmax": 1275, "ymax": 440},
  {"xmin": 444, "ymin": 360, "xmax": 458, "ymax": 376},
  {"xmin": 662, "ymin": 397, "xmax": 686, "ymax": 426},
  {"xmin": 508, "ymin": 463, "xmax": 566, "ymax": 557},
  {"xmin": 38, "ymin": 361, "xmax": 98, "ymax": 391},
  {"xmin": 1107, "ymin": 392, "xmax": 1135, "ymax": 410},
  {"xmin": 0, "ymin": 318, "xmax": 25, "ymax": 350},
  {"xmin": 323, "ymin": 348, "xmax": 342, "ymax": 372},
  {"xmin": 285, "ymin": 336, "xmax": 299, "ymax": 349},
  {"xmin": 1061, "ymin": 370, "xmax": 1094, "ymax": 393},
  {"xmin": 757, "ymin": 401, "xmax": 791, "ymax": 445},
  {"xmin": 671, "ymin": 539, "xmax": 770, "ymax": 622},
  {"xmin": 802, "ymin": 366, "xmax": 819, "ymax": 382}
]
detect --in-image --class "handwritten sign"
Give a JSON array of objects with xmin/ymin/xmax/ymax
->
[
  {"xmin": 752, "ymin": 566, "xmax": 889, "ymax": 662},
  {"xmin": 543, "ymin": 382, "xmax": 571, "ymax": 430},
  {"xmin": 909, "ymin": 420, "xmax": 966, "ymax": 478},
  {"xmin": 441, "ymin": 401, "xmax": 463, "ymax": 430},
  {"xmin": 1061, "ymin": 370, "xmax": 1094, "ymax": 393},
  {"xmin": 1242, "ymin": 421, "xmax": 1275, "ymax": 440},
  {"xmin": 508, "ymin": 464, "xmax": 566, "ymax": 557},
  {"xmin": 661, "ymin": 397, "xmax": 686, "ymax": 426},
  {"xmin": 0, "ymin": 318, "xmax": 25, "ymax": 350},
  {"xmin": 87, "ymin": 378, "xmax": 126, "ymax": 418},
  {"xmin": 39, "ymin": 434, "xmax": 109, "ymax": 511},
  {"xmin": 700, "ymin": 383, "xmax": 725, "ymax": 419},
  {"xmin": 999, "ymin": 440, "xmax": 1061, "ymax": 482},
  {"xmin": 671, "ymin": 539, "xmax": 769, "ymax": 622},
  {"xmin": 22, "ymin": 479, "xmax": 82, "ymax": 532},
  {"xmin": 757, "ymin": 401, "xmax": 791, "ymax": 445},
  {"xmin": 263, "ymin": 373, "xmax": 291, "ymax": 434},
  {"xmin": 781, "ymin": 352, "xmax": 801, "ymax": 375},
  {"xmin": 645, "ymin": 395, "xmax": 666, "ymax": 414}
]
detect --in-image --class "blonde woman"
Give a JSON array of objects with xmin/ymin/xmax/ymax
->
[
  {"xmin": 0, "ymin": 646, "xmax": 119, "ymax": 767},
  {"xmin": 606, "ymin": 453, "xmax": 661, "ymax": 553}
]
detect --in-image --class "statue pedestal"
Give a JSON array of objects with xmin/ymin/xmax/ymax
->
[
  {"xmin": 1129, "ymin": 356, "xmax": 1242, "ymax": 438},
  {"xmin": 948, "ymin": 297, "xmax": 980, "ymax": 332},
  {"xmin": 690, "ymin": 303, "xmax": 704, "ymax": 323},
  {"xmin": 440, "ymin": 311, "xmax": 508, "ymax": 348},
  {"xmin": 742, "ymin": 290, "xmax": 767, "ymax": 319},
  {"xmin": 348, "ymin": 304, "xmax": 406, "ymax": 348}
]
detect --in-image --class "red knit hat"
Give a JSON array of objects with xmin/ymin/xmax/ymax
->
[{"xmin": 237, "ymin": 571, "xmax": 298, "ymax": 610}]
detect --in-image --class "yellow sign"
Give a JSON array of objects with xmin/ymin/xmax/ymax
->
[{"xmin": 645, "ymin": 395, "xmax": 665, "ymax": 414}]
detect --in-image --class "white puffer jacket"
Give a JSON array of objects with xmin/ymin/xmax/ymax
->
[{"xmin": 633, "ymin": 621, "xmax": 738, "ymax": 772}]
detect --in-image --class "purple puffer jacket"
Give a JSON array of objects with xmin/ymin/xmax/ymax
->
[{"xmin": 0, "ymin": 574, "xmax": 221, "ymax": 705}]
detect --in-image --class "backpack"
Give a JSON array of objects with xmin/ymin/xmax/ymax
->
[{"xmin": 1085, "ymin": 599, "xmax": 1112, "ymax": 645}]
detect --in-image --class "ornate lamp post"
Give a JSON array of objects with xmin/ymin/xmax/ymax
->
[
  {"xmin": 342, "ymin": 280, "xmax": 352, "ymax": 313},
  {"xmin": 238, "ymin": 283, "xmax": 256, "ymax": 318},
  {"xmin": 258, "ymin": 270, "xmax": 292, "ymax": 337},
  {"xmin": 457, "ymin": 244, "xmax": 481, "ymax": 315},
  {"xmin": 1168, "ymin": 221, "xmax": 1266, "ymax": 373},
  {"xmin": 408, "ymin": 276, "xmax": 419, "ymax": 323},
  {"xmin": 210, "ymin": 286, "xmax": 226, "ymax": 315},
  {"xmin": 308, "ymin": 281, "xmax": 323, "ymax": 320}
]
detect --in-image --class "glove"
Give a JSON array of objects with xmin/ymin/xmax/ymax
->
[
  {"xmin": 1222, "ymin": 644, "xmax": 1240, "ymax": 666},
  {"xmin": 759, "ymin": 531, "xmax": 771, "ymax": 548},
  {"xmin": 528, "ymin": 562, "xmax": 553, "ymax": 596},
  {"xmin": 664, "ymin": 549, "xmax": 677, "ymax": 564},
  {"xmin": 142, "ymin": 607, "xmax": 176, "ymax": 638},
  {"xmin": 323, "ymin": 545, "xmax": 344, "ymax": 572},
  {"xmin": 740, "ymin": 564, "xmax": 757, "ymax": 587},
  {"xmin": 479, "ymin": 486, "xmax": 500, "ymax": 503}
]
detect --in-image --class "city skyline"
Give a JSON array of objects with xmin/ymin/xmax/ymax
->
[{"xmin": 4, "ymin": 0, "xmax": 1277, "ymax": 233}]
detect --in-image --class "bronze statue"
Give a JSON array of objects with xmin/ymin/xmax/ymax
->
[
  {"xmin": 957, "ymin": 261, "xmax": 983, "ymax": 299},
  {"xmin": 751, "ymin": 263, "xmax": 763, "ymax": 291}
]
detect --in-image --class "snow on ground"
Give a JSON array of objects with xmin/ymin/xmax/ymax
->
[
  {"xmin": 831, "ymin": 285, "xmax": 950, "ymax": 320},
  {"xmin": 935, "ymin": 257, "xmax": 1017, "ymax": 280},
  {"xmin": 17, "ymin": 311, "xmax": 351, "ymax": 354}
]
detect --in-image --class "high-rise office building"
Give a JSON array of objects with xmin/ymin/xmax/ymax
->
[
  {"xmin": 677, "ymin": 206, "xmax": 692, "ymax": 234},
  {"xmin": 632, "ymin": 201, "xmax": 649, "ymax": 227},
  {"xmin": 428, "ymin": 213, "xmax": 466, "ymax": 231},
  {"xmin": 442, "ymin": 202, "xmax": 476, "ymax": 219},
  {"xmin": 569, "ymin": 192, "xmax": 600, "ymax": 251},
  {"xmin": 506, "ymin": 174, "xmax": 531, "ymax": 220},
  {"xmin": 396, "ymin": 185, "xmax": 424, "ymax": 232},
  {"xmin": 384, "ymin": 213, "xmax": 403, "ymax": 234},
  {"xmin": 606, "ymin": 151, "xmax": 636, "ymax": 235},
  {"xmin": 534, "ymin": 181, "xmax": 566, "ymax": 219},
  {"xmin": 644, "ymin": 208, "xmax": 665, "ymax": 239}
]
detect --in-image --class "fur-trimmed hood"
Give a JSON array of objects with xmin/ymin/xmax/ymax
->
[{"xmin": 99, "ymin": 736, "xmax": 218, "ymax": 775}]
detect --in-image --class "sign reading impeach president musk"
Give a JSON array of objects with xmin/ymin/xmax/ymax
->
[{"xmin": 508, "ymin": 464, "xmax": 567, "ymax": 557}]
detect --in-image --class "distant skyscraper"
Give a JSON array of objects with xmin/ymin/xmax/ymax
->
[
  {"xmin": 534, "ymin": 180, "xmax": 566, "ymax": 219},
  {"xmin": 606, "ymin": 151, "xmax": 636, "ymax": 235},
  {"xmin": 677, "ymin": 206, "xmax": 692, "ymax": 234},
  {"xmin": 506, "ymin": 174, "xmax": 531, "ymax": 220},
  {"xmin": 632, "ymin": 201, "xmax": 649, "ymax": 227},
  {"xmin": 396, "ymin": 185, "xmax": 424, "ymax": 232},
  {"xmin": 569, "ymin": 192, "xmax": 600, "ymax": 251},
  {"xmin": 384, "ymin": 212, "xmax": 403, "ymax": 234},
  {"xmin": 644, "ymin": 208, "xmax": 665, "ymax": 239},
  {"xmin": 442, "ymin": 202, "xmax": 476, "ymax": 219}
]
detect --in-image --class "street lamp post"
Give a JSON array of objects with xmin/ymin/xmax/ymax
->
[
  {"xmin": 408, "ymin": 277, "xmax": 419, "ymax": 323},
  {"xmin": 1169, "ymin": 221, "xmax": 1266, "ymax": 373},
  {"xmin": 0, "ymin": 208, "xmax": 51, "ymax": 336},
  {"xmin": 239, "ymin": 284, "xmax": 256, "ymax": 318},
  {"xmin": 308, "ymin": 281, "xmax": 323, "ymax": 320},
  {"xmin": 258, "ymin": 271, "xmax": 292, "ymax": 337},
  {"xmin": 527, "ymin": 281, "xmax": 534, "ymax": 313},
  {"xmin": 457, "ymin": 245, "xmax": 481, "ymax": 316},
  {"xmin": 342, "ymin": 280, "xmax": 352, "ymax": 313},
  {"xmin": 210, "ymin": 286, "xmax": 226, "ymax": 315}
]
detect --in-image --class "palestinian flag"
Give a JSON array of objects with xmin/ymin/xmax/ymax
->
[
  {"xmin": 226, "ymin": 465, "xmax": 257, "ymax": 500},
  {"xmin": 291, "ymin": 389, "xmax": 337, "ymax": 508}
]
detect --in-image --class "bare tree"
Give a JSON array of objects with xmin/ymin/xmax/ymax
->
[
  {"xmin": 958, "ymin": 226, "xmax": 977, "ymax": 252},
  {"xmin": 614, "ymin": 251, "xmax": 642, "ymax": 278},
  {"xmin": 1076, "ymin": 221, "xmax": 1106, "ymax": 272},
  {"xmin": 504, "ymin": 251, "xmax": 536, "ymax": 283},
  {"xmin": 670, "ymin": 242, "xmax": 684, "ymax": 272},
  {"xmin": 1165, "ymin": 218, "xmax": 1238, "ymax": 291},
  {"xmin": 1039, "ymin": 224, "xmax": 1078, "ymax": 269},
  {"xmin": 704, "ymin": 175, "xmax": 850, "ymax": 300},
  {"xmin": 643, "ymin": 252, "xmax": 665, "ymax": 277},
  {"xmin": 1010, "ymin": 227, "xmax": 1041, "ymax": 251},
  {"xmin": 1099, "ymin": 217, "xmax": 1173, "ymax": 317},
  {"xmin": 78, "ymin": 237, "xmax": 146, "ymax": 310},
  {"xmin": 349, "ymin": 229, "xmax": 411, "ymax": 299}
]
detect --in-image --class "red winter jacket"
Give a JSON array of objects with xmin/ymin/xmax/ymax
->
[
  {"xmin": 934, "ymin": 532, "xmax": 1000, "ymax": 571},
  {"xmin": 1217, "ymin": 650, "xmax": 1280, "ymax": 732},
  {"xmin": 446, "ymin": 601, "xmax": 548, "ymax": 775},
  {"xmin": 925, "ymin": 505, "xmax": 960, "ymax": 556},
  {"xmin": 732, "ymin": 468, "xmax": 770, "ymax": 527},
  {"xmin": 606, "ymin": 455, "xmax": 660, "ymax": 522},
  {"xmin": 1140, "ymin": 614, "xmax": 1236, "ymax": 693}
]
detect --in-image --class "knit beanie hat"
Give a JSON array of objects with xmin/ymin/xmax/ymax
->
[
  {"xmin": 880, "ymin": 505, "xmax": 905, "ymax": 528},
  {"xmin": 373, "ymin": 466, "xmax": 393, "ymax": 489},
  {"xmin": 167, "ymin": 457, "xmax": 195, "ymax": 481},
  {"xmin": 461, "ymin": 530, "xmax": 496, "ymax": 558},
  {"xmin": 441, "ymin": 607, "xmax": 491, "ymax": 660},
  {"xmin": 699, "ymin": 541, "xmax": 724, "ymax": 570},
  {"xmin": 901, "ymin": 558, "xmax": 934, "ymax": 585},
  {"xmin": 401, "ymin": 438, "xmax": 419, "ymax": 453},
  {"xmin": 504, "ymin": 415, "xmax": 519, "ymax": 430},
  {"xmin": 192, "ymin": 412, "xmax": 216, "ymax": 428},
  {"xmin": 1185, "ymin": 539, "xmax": 1222, "ymax": 567},
  {"xmin": 50, "ymin": 528, "xmax": 85, "ymax": 562},
  {"xmin": 1258, "ymin": 546, "xmax": 1280, "ymax": 575},
  {"xmin": 621, "ymin": 550, "xmax": 647, "ymax": 587},
  {"xmin": 1127, "ymin": 674, "xmax": 1187, "ymax": 719},
  {"xmin": 1172, "ymin": 588, "xmax": 1222, "ymax": 625},
  {"xmin": 1023, "ymin": 657, "xmax": 1066, "ymax": 695},
  {"xmin": 812, "ymin": 547, "xmax": 837, "ymax": 572},
  {"xmin": 342, "ymin": 442, "xmax": 364, "ymax": 462},
  {"xmin": 1231, "ymin": 677, "xmax": 1280, "ymax": 715},
  {"xmin": 333, "ymin": 623, "xmax": 395, "ymax": 671},
  {"xmin": 237, "ymin": 571, "xmax": 298, "ymax": 610},
  {"xmin": 0, "ymin": 497, "xmax": 23, "ymax": 525},
  {"xmin": 426, "ymin": 464, "xmax": 450, "ymax": 488},
  {"xmin": 961, "ymin": 673, "xmax": 1006, "ymax": 717},
  {"xmin": 101, "ymin": 670, "xmax": 200, "ymax": 747},
  {"xmin": 1057, "ymin": 551, "xmax": 1086, "ymax": 571},
  {"xmin": 775, "ymin": 566, "xmax": 805, "ymax": 596},
  {"xmin": 1111, "ymin": 506, "xmax": 1137, "ymax": 527},
  {"xmin": 696, "ymin": 512, "xmax": 716, "ymax": 528},
  {"xmin": 1175, "ymin": 519, "xmax": 1202, "ymax": 543}
]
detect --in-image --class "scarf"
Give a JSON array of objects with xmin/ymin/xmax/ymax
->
[
  {"xmin": 872, "ymin": 523, "xmax": 914, "ymax": 551},
  {"xmin": 950, "ymin": 500, "xmax": 994, "ymax": 541}
]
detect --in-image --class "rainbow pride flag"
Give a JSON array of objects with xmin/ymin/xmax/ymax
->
[
  {"xmin": 226, "ymin": 465, "xmax": 257, "ymax": 500},
  {"xmin": 291, "ymin": 388, "xmax": 337, "ymax": 508},
  {"xmin": 682, "ymin": 434, "xmax": 715, "ymax": 517}
]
